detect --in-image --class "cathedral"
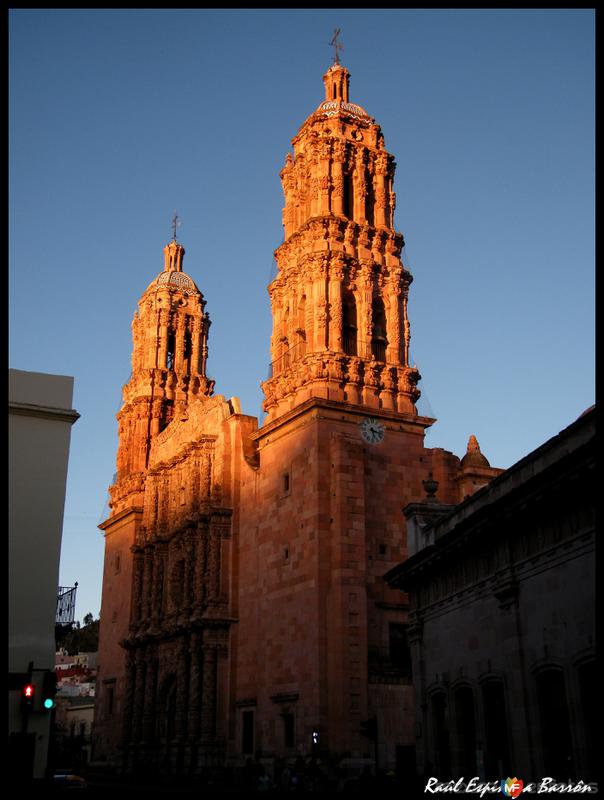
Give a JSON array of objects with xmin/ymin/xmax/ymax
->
[{"xmin": 92, "ymin": 59, "xmax": 502, "ymax": 776}]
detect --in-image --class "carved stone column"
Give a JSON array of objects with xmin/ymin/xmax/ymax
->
[
  {"xmin": 328, "ymin": 260, "xmax": 344, "ymax": 352},
  {"xmin": 194, "ymin": 521, "xmax": 208, "ymax": 612},
  {"xmin": 191, "ymin": 315, "xmax": 201, "ymax": 376},
  {"xmin": 331, "ymin": 141, "xmax": 346, "ymax": 217},
  {"xmin": 158, "ymin": 309, "xmax": 169, "ymax": 370},
  {"xmin": 358, "ymin": 274, "xmax": 373, "ymax": 360},
  {"xmin": 318, "ymin": 139, "xmax": 331, "ymax": 215},
  {"xmin": 142, "ymin": 657, "xmax": 158, "ymax": 744},
  {"xmin": 386, "ymin": 274, "xmax": 402, "ymax": 364},
  {"xmin": 200, "ymin": 644, "xmax": 218, "ymax": 742},
  {"xmin": 312, "ymin": 258, "xmax": 328, "ymax": 351},
  {"xmin": 200, "ymin": 313, "xmax": 210, "ymax": 377},
  {"xmin": 402, "ymin": 284, "xmax": 411, "ymax": 367},
  {"xmin": 132, "ymin": 549, "xmax": 145, "ymax": 626},
  {"xmin": 353, "ymin": 150, "xmax": 367, "ymax": 223},
  {"xmin": 207, "ymin": 525, "xmax": 221, "ymax": 604},
  {"xmin": 142, "ymin": 549, "xmax": 154, "ymax": 625},
  {"xmin": 188, "ymin": 632, "xmax": 203, "ymax": 743},
  {"xmin": 374, "ymin": 153, "xmax": 389, "ymax": 228},
  {"xmin": 121, "ymin": 649, "xmax": 136, "ymax": 747},
  {"xmin": 132, "ymin": 649, "xmax": 147, "ymax": 744},
  {"xmin": 175, "ymin": 635, "xmax": 190, "ymax": 741},
  {"xmin": 174, "ymin": 311, "xmax": 186, "ymax": 373}
]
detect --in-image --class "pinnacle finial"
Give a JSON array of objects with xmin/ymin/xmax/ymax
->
[
  {"xmin": 467, "ymin": 435, "xmax": 481, "ymax": 453},
  {"xmin": 330, "ymin": 28, "xmax": 343, "ymax": 66}
]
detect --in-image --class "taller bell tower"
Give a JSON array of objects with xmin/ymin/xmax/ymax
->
[
  {"xmin": 262, "ymin": 62, "xmax": 421, "ymax": 422},
  {"xmin": 235, "ymin": 62, "xmax": 444, "ymax": 771}
]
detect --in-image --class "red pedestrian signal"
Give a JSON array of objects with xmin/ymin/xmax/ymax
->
[{"xmin": 21, "ymin": 683, "xmax": 35, "ymax": 710}]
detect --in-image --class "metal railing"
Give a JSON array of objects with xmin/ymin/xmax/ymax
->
[{"xmin": 56, "ymin": 583, "xmax": 78, "ymax": 625}]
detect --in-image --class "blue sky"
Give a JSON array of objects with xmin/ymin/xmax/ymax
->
[{"xmin": 9, "ymin": 9, "xmax": 595, "ymax": 622}]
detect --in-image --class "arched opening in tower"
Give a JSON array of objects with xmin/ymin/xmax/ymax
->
[
  {"xmin": 343, "ymin": 291, "xmax": 358, "ymax": 356},
  {"xmin": 166, "ymin": 332, "xmax": 176, "ymax": 371},
  {"xmin": 183, "ymin": 324, "xmax": 192, "ymax": 373},
  {"xmin": 371, "ymin": 297, "xmax": 388, "ymax": 361},
  {"xmin": 366, "ymin": 172, "xmax": 375, "ymax": 227}
]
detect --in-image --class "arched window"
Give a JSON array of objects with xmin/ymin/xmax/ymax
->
[
  {"xmin": 536, "ymin": 668, "xmax": 573, "ymax": 777},
  {"xmin": 577, "ymin": 660, "xmax": 596, "ymax": 778},
  {"xmin": 431, "ymin": 692, "xmax": 451, "ymax": 779},
  {"xmin": 183, "ymin": 325, "xmax": 192, "ymax": 370},
  {"xmin": 366, "ymin": 174, "xmax": 375, "ymax": 226},
  {"xmin": 482, "ymin": 680, "xmax": 511, "ymax": 777},
  {"xmin": 371, "ymin": 297, "xmax": 388, "ymax": 361},
  {"xmin": 454, "ymin": 686, "xmax": 477, "ymax": 775},
  {"xmin": 342, "ymin": 291, "xmax": 357, "ymax": 356},
  {"xmin": 166, "ymin": 332, "xmax": 176, "ymax": 370}
]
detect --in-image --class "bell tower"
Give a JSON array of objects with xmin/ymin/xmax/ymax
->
[
  {"xmin": 262, "ymin": 62, "xmax": 421, "ymax": 422},
  {"xmin": 236, "ymin": 61, "xmax": 440, "ymax": 770},
  {"xmin": 111, "ymin": 236, "xmax": 214, "ymax": 515}
]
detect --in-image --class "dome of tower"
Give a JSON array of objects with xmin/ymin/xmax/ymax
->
[
  {"xmin": 461, "ymin": 435, "xmax": 491, "ymax": 469},
  {"xmin": 314, "ymin": 98, "xmax": 372, "ymax": 121},
  {"xmin": 154, "ymin": 270, "xmax": 200, "ymax": 295}
]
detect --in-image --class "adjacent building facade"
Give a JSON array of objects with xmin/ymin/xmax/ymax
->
[
  {"xmin": 9, "ymin": 369, "xmax": 79, "ymax": 780},
  {"xmin": 386, "ymin": 407, "xmax": 596, "ymax": 781},
  {"xmin": 93, "ymin": 62, "xmax": 505, "ymax": 775}
]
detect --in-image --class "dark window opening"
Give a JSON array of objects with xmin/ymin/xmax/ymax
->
[
  {"xmin": 455, "ymin": 687, "xmax": 477, "ymax": 775},
  {"xmin": 536, "ymin": 669, "xmax": 573, "ymax": 778},
  {"xmin": 578, "ymin": 661, "xmax": 596, "ymax": 778},
  {"xmin": 432, "ymin": 693, "xmax": 451, "ymax": 779},
  {"xmin": 371, "ymin": 297, "xmax": 388, "ymax": 361},
  {"xmin": 482, "ymin": 681, "xmax": 511, "ymax": 778},
  {"xmin": 283, "ymin": 473, "xmax": 290, "ymax": 493},
  {"xmin": 242, "ymin": 710, "xmax": 254, "ymax": 755},
  {"xmin": 343, "ymin": 291, "xmax": 358, "ymax": 356},
  {"xmin": 183, "ymin": 327, "xmax": 192, "ymax": 367},
  {"xmin": 166, "ymin": 332, "xmax": 176, "ymax": 370},
  {"xmin": 366, "ymin": 176, "xmax": 375, "ymax": 226}
]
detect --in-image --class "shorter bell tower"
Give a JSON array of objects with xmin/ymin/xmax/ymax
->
[{"xmin": 111, "ymin": 236, "xmax": 214, "ymax": 515}]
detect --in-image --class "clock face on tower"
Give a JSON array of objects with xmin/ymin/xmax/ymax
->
[{"xmin": 360, "ymin": 417, "xmax": 385, "ymax": 445}]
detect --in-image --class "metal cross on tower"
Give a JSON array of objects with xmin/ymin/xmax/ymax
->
[
  {"xmin": 171, "ymin": 212, "xmax": 180, "ymax": 241},
  {"xmin": 330, "ymin": 28, "xmax": 343, "ymax": 65}
]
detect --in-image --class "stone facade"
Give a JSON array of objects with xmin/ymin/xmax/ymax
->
[
  {"xmin": 386, "ymin": 407, "xmax": 596, "ymax": 782},
  {"xmin": 93, "ymin": 62, "xmax": 502, "ymax": 776}
]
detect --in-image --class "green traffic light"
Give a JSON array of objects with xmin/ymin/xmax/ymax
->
[{"xmin": 43, "ymin": 698, "xmax": 55, "ymax": 710}]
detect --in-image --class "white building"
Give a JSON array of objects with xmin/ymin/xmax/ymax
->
[{"xmin": 8, "ymin": 369, "xmax": 79, "ymax": 781}]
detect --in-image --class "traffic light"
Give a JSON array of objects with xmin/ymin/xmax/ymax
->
[
  {"xmin": 360, "ymin": 715, "xmax": 377, "ymax": 741},
  {"xmin": 21, "ymin": 683, "xmax": 36, "ymax": 712},
  {"xmin": 41, "ymin": 670, "xmax": 57, "ymax": 711}
]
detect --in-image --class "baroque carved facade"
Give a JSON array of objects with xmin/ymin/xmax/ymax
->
[{"xmin": 93, "ymin": 62, "xmax": 502, "ymax": 776}]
